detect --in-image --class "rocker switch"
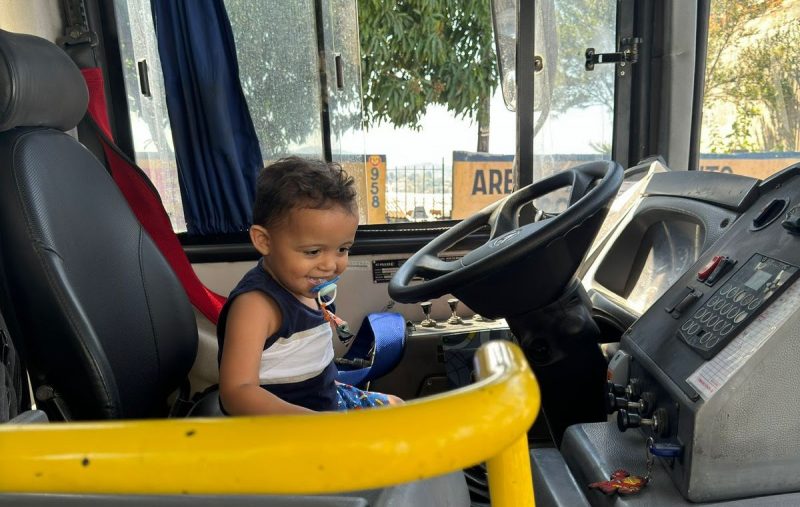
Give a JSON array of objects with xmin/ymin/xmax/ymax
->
[
  {"xmin": 698, "ymin": 255, "xmax": 723, "ymax": 282},
  {"xmin": 704, "ymin": 256, "xmax": 736, "ymax": 285}
]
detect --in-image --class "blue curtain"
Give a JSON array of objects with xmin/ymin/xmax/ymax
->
[{"xmin": 151, "ymin": 0, "xmax": 262, "ymax": 235}]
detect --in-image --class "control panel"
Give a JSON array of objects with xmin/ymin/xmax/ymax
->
[
  {"xmin": 606, "ymin": 167, "xmax": 800, "ymax": 501},
  {"xmin": 678, "ymin": 253, "xmax": 798, "ymax": 358},
  {"xmin": 372, "ymin": 298, "xmax": 512, "ymax": 400}
]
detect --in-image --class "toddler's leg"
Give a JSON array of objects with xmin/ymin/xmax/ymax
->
[{"xmin": 336, "ymin": 382, "xmax": 403, "ymax": 410}]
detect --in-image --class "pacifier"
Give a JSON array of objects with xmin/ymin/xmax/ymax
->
[{"xmin": 311, "ymin": 276, "xmax": 339, "ymax": 306}]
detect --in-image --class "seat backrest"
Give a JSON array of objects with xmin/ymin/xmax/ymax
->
[{"xmin": 0, "ymin": 29, "xmax": 197, "ymax": 420}]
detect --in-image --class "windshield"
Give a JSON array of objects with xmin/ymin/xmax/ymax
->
[{"xmin": 492, "ymin": 0, "xmax": 617, "ymax": 212}]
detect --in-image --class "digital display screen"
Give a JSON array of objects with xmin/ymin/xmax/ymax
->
[{"xmin": 744, "ymin": 270, "xmax": 772, "ymax": 291}]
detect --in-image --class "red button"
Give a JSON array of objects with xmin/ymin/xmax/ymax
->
[{"xmin": 698, "ymin": 255, "xmax": 722, "ymax": 281}]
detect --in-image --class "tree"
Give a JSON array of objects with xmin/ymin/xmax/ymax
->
[
  {"xmin": 358, "ymin": 0, "xmax": 498, "ymax": 152},
  {"xmin": 701, "ymin": 0, "xmax": 800, "ymax": 152},
  {"xmin": 224, "ymin": 0, "xmax": 327, "ymax": 160},
  {"xmin": 550, "ymin": 0, "xmax": 615, "ymax": 114}
]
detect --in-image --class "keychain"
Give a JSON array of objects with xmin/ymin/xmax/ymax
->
[
  {"xmin": 312, "ymin": 277, "xmax": 354, "ymax": 343},
  {"xmin": 588, "ymin": 437, "xmax": 654, "ymax": 496}
]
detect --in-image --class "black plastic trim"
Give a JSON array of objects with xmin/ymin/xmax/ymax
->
[{"xmin": 645, "ymin": 170, "xmax": 759, "ymax": 211}]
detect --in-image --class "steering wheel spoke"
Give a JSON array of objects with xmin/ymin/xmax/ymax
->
[
  {"xmin": 488, "ymin": 194, "xmax": 520, "ymax": 238},
  {"xmin": 567, "ymin": 168, "xmax": 597, "ymax": 206},
  {"xmin": 415, "ymin": 254, "xmax": 460, "ymax": 278}
]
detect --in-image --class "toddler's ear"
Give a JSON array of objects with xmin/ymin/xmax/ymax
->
[{"xmin": 249, "ymin": 225, "xmax": 270, "ymax": 255}]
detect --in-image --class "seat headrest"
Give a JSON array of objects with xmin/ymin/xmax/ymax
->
[{"xmin": 0, "ymin": 29, "xmax": 88, "ymax": 132}]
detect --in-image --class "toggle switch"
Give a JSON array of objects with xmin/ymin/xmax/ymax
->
[
  {"xmin": 447, "ymin": 298, "xmax": 463, "ymax": 325},
  {"xmin": 420, "ymin": 301, "xmax": 437, "ymax": 327}
]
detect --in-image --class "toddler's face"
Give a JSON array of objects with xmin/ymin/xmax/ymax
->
[{"xmin": 262, "ymin": 205, "xmax": 358, "ymax": 301}]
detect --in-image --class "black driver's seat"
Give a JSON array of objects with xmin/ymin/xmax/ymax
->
[{"xmin": 0, "ymin": 28, "xmax": 203, "ymax": 420}]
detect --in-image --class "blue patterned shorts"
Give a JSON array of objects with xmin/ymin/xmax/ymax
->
[{"xmin": 336, "ymin": 383, "xmax": 391, "ymax": 410}]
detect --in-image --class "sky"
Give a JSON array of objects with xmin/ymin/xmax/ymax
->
[{"xmin": 362, "ymin": 88, "xmax": 613, "ymax": 170}]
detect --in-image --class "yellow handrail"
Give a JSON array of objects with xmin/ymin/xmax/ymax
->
[{"xmin": 0, "ymin": 340, "xmax": 539, "ymax": 506}]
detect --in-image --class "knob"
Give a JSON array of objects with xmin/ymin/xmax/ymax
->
[
  {"xmin": 606, "ymin": 393, "xmax": 626, "ymax": 414},
  {"xmin": 607, "ymin": 382, "xmax": 627, "ymax": 396},
  {"xmin": 606, "ymin": 394, "xmax": 647, "ymax": 415},
  {"xmin": 420, "ymin": 301, "xmax": 436, "ymax": 327},
  {"xmin": 617, "ymin": 408, "xmax": 665, "ymax": 435},
  {"xmin": 625, "ymin": 378, "xmax": 641, "ymax": 398},
  {"xmin": 447, "ymin": 298, "xmax": 463, "ymax": 325},
  {"xmin": 617, "ymin": 409, "xmax": 646, "ymax": 432}
]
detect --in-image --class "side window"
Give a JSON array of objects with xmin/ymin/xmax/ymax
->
[
  {"xmin": 700, "ymin": 1, "xmax": 800, "ymax": 176},
  {"xmin": 114, "ymin": 0, "xmax": 186, "ymax": 232},
  {"xmin": 115, "ymin": 0, "xmax": 329, "ymax": 232},
  {"xmin": 224, "ymin": 0, "xmax": 325, "ymax": 161}
]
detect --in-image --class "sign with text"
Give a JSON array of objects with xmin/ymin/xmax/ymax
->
[
  {"xmin": 366, "ymin": 154, "xmax": 387, "ymax": 224},
  {"xmin": 451, "ymin": 152, "xmax": 514, "ymax": 219},
  {"xmin": 340, "ymin": 155, "xmax": 386, "ymax": 225},
  {"xmin": 451, "ymin": 151, "xmax": 800, "ymax": 220},
  {"xmin": 699, "ymin": 154, "xmax": 800, "ymax": 180}
]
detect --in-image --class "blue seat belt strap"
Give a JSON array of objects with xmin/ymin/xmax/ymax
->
[{"xmin": 336, "ymin": 312, "xmax": 406, "ymax": 388}]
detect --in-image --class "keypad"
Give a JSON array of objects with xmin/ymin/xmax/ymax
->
[{"xmin": 679, "ymin": 254, "xmax": 798, "ymax": 359}]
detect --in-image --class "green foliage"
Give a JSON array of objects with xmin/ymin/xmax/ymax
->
[
  {"xmin": 358, "ymin": 0, "xmax": 498, "ymax": 131},
  {"xmin": 703, "ymin": 0, "xmax": 800, "ymax": 152},
  {"xmin": 550, "ymin": 0, "xmax": 615, "ymax": 113},
  {"xmin": 225, "ymin": 0, "xmax": 324, "ymax": 160}
]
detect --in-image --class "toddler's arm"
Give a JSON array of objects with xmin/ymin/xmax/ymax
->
[{"xmin": 219, "ymin": 291, "xmax": 314, "ymax": 415}]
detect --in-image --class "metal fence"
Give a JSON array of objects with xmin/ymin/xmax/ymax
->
[{"xmin": 385, "ymin": 161, "xmax": 452, "ymax": 222}]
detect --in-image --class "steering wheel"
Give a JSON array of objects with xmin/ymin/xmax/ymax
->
[{"xmin": 388, "ymin": 161, "xmax": 623, "ymax": 318}]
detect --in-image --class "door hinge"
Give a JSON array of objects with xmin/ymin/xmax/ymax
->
[{"xmin": 585, "ymin": 37, "xmax": 642, "ymax": 71}]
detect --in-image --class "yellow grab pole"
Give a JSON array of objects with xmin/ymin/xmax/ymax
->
[
  {"xmin": 487, "ymin": 435, "xmax": 536, "ymax": 507},
  {"xmin": 0, "ymin": 341, "xmax": 540, "ymax": 499}
]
